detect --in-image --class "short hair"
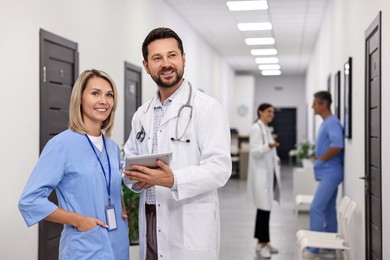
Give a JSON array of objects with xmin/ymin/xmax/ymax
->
[
  {"xmin": 69, "ymin": 69, "xmax": 118, "ymax": 137},
  {"xmin": 257, "ymin": 103, "xmax": 274, "ymax": 119},
  {"xmin": 142, "ymin": 27, "xmax": 184, "ymax": 61},
  {"xmin": 314, "ymin": 91, "xmax": 332, "ymax": 108}
]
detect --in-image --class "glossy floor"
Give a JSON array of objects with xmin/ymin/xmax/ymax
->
[{"xmin": 219, "ymin": 165, "xmax": 342, "ymax": 260}]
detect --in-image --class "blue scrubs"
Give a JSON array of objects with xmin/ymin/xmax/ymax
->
[
  {"xmin": 309, "ymin": 115, "xmax": 343, "ymax": 253},
  {"xmin": 19, "ymin": 130, "xmax": 129, "ymax": 260}
]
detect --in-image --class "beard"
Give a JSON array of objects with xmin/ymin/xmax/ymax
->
[{"xmin": 151, "ymin": 67, "xmax": 184, "ymax": 89}]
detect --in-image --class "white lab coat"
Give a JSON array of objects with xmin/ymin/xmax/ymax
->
[
  {"xmin": 123, "ymin": 80, "xmax": 232, "ymax": 260},
  {"xmin": 247, "ymin": 120, "xmax": 281, "ymax": 211}
]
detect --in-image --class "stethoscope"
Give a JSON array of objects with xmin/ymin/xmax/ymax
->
[{"xmin": 136, "ymin": 82, "xmax": 193, "ymax": 144}]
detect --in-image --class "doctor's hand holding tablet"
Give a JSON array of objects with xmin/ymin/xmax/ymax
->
[{"xmin": 123, "ymin": 152, "xmax": 174, "ymax": 189}]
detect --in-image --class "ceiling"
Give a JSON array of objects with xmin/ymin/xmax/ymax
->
[{"xmin": 163, "ymin": 0, "xmax": 329, "ymax": 76}]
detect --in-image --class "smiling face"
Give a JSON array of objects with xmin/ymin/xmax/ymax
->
[
  {"xmin": 259, "ymin": 106, "xmax": 275, "ymax": 125},
  {"xmin": 143, "ymin": 38, "xmax": 186, "ymax": 90},
  {"xmin": 81, "ymin": 76, "xmax": 114, "ymax": 133}
]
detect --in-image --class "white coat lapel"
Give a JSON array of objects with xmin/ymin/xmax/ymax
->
[{"xmin": 140, "ymin": 98, "xmax": 155, "ymax": 153}]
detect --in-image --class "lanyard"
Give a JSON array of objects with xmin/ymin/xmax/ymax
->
[{"xmin": 85, "ymin": 134, "xmax": 112, "ymax": 205}]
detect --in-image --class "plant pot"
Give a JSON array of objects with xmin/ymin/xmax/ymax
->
[{"xmin": 301, "ymin": 158, "xmax": 313, "ymax": 169}]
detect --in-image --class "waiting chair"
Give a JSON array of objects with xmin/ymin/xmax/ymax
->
[
  {"xmin": 293, "ymin": 167, "xmax": 317, "ymax": 226},
  {"xmin": 295, "ymin": 200, "xmax": 356, "ymax": 260},
  {"xmin": 294, "ymin": 194, "xmax": 314, "ymax": 227},
  {"xmin": 296, "ymin": 196, "xmax": 350, "ymax": 243}
]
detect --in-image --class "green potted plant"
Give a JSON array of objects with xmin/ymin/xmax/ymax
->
[
  {"xmin": 294, "ymin": 141, "xmax": 315, "ymax": 168},
  {"xmin": 122, "ymin": 184, "xmax": 140, "ymax": 245},
  {"xmin": 121, "ymin": 146, "xmax": 140, "ymax": 245}
]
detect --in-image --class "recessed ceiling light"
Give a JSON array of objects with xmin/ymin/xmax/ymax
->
[
  {"xmin": 251, "ymin": 48, "xmax": 277, "ymax": 55},
  {"xmin": 344, "ymin": 63, "xmax": 350, "ymax": 75},
  {"xmin": 227, "ymin": 1, "xmax": 268, "ymax": 11},
  {"xmin": 245, "ymin": 37, "xmax": 275, "ymax": 45},
  {"xmin": 255, "ymin": 57, "xmax": 279, "ymax": 64},
  {"xmin": 258, "ymin": 64, "xmax": 280, "ymax": 70},
  {"xmin": 261, "ymin": 70, "xmax": 282, "ymax": 76},
  {"xmin": 237, "ymin": 22, "xmax": 272, "ymax": 31}
]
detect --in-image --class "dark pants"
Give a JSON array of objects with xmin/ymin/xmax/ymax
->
[
  {"xmin": 145, "ymin": 204, "xmax": 157, "ymax": 260},
  {"xmin": 254, "ymin": 208, "xmax": 270, "ymax": 243}
]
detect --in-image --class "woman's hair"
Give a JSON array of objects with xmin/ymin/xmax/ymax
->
[
  {"xmin": 69, "ymin": 69, "xmax": 118, "ymax": 137},
  {"xmin": 142, "ymin": 27, "xmax": 184, "ymax": 61},
  {"xmin": 257, "ymin": 103, "xmax": 274, "ymax": 119}
]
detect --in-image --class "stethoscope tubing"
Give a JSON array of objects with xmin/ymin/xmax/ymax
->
[{"xmin": 136, "ymin": 82, "xmax": 194, "ymax": 143}]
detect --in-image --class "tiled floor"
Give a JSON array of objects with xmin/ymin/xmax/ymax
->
[{"xmin": 219, "ymin": 165, "xmax": 342, "ymax": 260}]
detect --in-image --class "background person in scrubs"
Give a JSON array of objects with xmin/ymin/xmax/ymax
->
[
  {"xmin": 19, "ymin": 69, "xmax": 129, "ymax": 260},
  {"xmin": 305, "ymin": 91, "xmax": 344, "ymax": 258}
]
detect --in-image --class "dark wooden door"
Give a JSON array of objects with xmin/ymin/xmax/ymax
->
[
  {"xmin": 270, "ymin": 108, "xmax": 297, "ymax": 162},
  {"xmin": 39, "ymin": 29, "xmax": 78, "ymax": 260},
  {"xmin": 124, "ymin": 62, "xmax": 142, "ymax": 142},
  {"xmin": 364, "ymin": 12, "xmax": 382, "ymax": 260}
]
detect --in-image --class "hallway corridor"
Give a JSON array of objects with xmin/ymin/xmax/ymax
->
[{"xmin": 219, "ymin": 165, "xmax": 342, "ymax": 260}]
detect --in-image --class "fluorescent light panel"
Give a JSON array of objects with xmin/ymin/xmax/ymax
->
[
  {"xmin": 255, "ymin": 57, "xmax": 279, "ymax": 64},
  {"xmin": 237, "ymin": 22, "xmax": 272, "ymax": 31},
  {"xmin": 227, "ymin": 1, "xmax": 268, "ymax": 11},
  {"xmin": 258, "ymin": 64, "xmax": 280, "ymax": 70},
  {"xmin": 245, "ymin": 37, "xmax": 275, "ymax": 45},
  {"xmin": 261, "ymin": 70, "xmax": 281, "ymax": 76},
  {"xmin": 251, "ymin": 48, "xmax": 277, "ymax": 55}
]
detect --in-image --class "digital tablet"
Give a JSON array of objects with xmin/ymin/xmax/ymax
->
[{"xmin": 125, "ymin": 152, "xmax": 172, "ymax": 171}]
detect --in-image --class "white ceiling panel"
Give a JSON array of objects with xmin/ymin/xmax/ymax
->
[{"xmin": 164, "ymin": 0, "xmax": 328, "ymax": 76}]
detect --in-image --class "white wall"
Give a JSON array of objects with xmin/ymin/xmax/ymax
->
[
  {"xmin": 254, "ymin": 75, "xmax": 306, "ymax": 143},
  {"xmin": 230, "ymin": 75, "xmax": 255, "ymax": 136},
  {"xmin": 305, "ymin": 0, "xmax": 390, "ymax": 258},
  {"xmin": 0, "ymin": 0, "xmax": 235, "ymax": 259}
]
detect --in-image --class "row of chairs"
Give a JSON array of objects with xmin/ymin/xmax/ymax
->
[{"xmin": 295, "ymin": 196, "xmax": 356, "ymax": 260}]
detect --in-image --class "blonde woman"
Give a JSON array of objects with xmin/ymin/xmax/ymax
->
[{"xmin": 19, "ymin": 69, "xmax": 129, "ymax": 259}]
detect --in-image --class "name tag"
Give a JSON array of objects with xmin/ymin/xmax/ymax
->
[{"xmin": 105, "ymin": 204, "xmax": 118, "ymax": 231}]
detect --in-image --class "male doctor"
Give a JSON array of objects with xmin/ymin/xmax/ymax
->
[{"xmin": 123, "ymin": 27, "xmax": 232, "ymax": 260}]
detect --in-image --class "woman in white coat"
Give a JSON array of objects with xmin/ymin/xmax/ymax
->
[{"xmin": 247, "ymin": 103, "xmax": 281, "ymax": 259}]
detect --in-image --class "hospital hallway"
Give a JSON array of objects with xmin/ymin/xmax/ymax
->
[{"xmin": 219, "ymin": 165, "xmax": 343, "ymax": 260}]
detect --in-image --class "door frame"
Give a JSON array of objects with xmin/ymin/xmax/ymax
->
[
  {"xmin": 39, "ymin": 29, "xmax": 79, "ymax": 151},
  {"xmin": 39, "ymin": 28, "xmax": 79, "ymax": 259},
  {"xmin": 270, "ymin": 107, "xmax": 297, "ymax": 163},
  {"xmin": 124, "ymin": 61, "xmax": 142, "ymax": 143},
  {"xmin": 364, "ymin": 12, "xmax": 382, "ymax": 260}
]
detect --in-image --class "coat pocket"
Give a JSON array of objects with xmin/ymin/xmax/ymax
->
[{"xmin": 183, "ymin": 203, "xmax": 216, "ymax": 250}]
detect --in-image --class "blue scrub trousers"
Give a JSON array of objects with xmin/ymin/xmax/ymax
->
[{"xmin": 308, "ymin": 178, "xmax": 341, "ymax": 253}]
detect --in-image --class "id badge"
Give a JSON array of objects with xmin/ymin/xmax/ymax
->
[{"xmin": 105, "ymin": 204, "xmax": 118, "ymax": 231}]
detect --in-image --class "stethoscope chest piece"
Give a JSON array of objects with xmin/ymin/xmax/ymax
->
[{"xmin": 136, "ymin": 126, "xmax": 146, "ymax": 142}]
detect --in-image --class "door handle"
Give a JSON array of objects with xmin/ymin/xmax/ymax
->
[{"xmin": 359, "ymin": 176, "xmax": 369, "ymax": 180}]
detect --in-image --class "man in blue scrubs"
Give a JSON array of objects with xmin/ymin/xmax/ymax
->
[{"xmin": 306, "ymin": 91, "xmax": 344, "ymax": 256}]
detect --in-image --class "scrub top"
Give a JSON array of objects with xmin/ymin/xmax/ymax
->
[
  {"xmin": 314, "ymin": 115, "xmax": 344, "ymax": 182},
  {"xmin": 19, "ymin": 129, "xmax": 129, "ymax": 260}
]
